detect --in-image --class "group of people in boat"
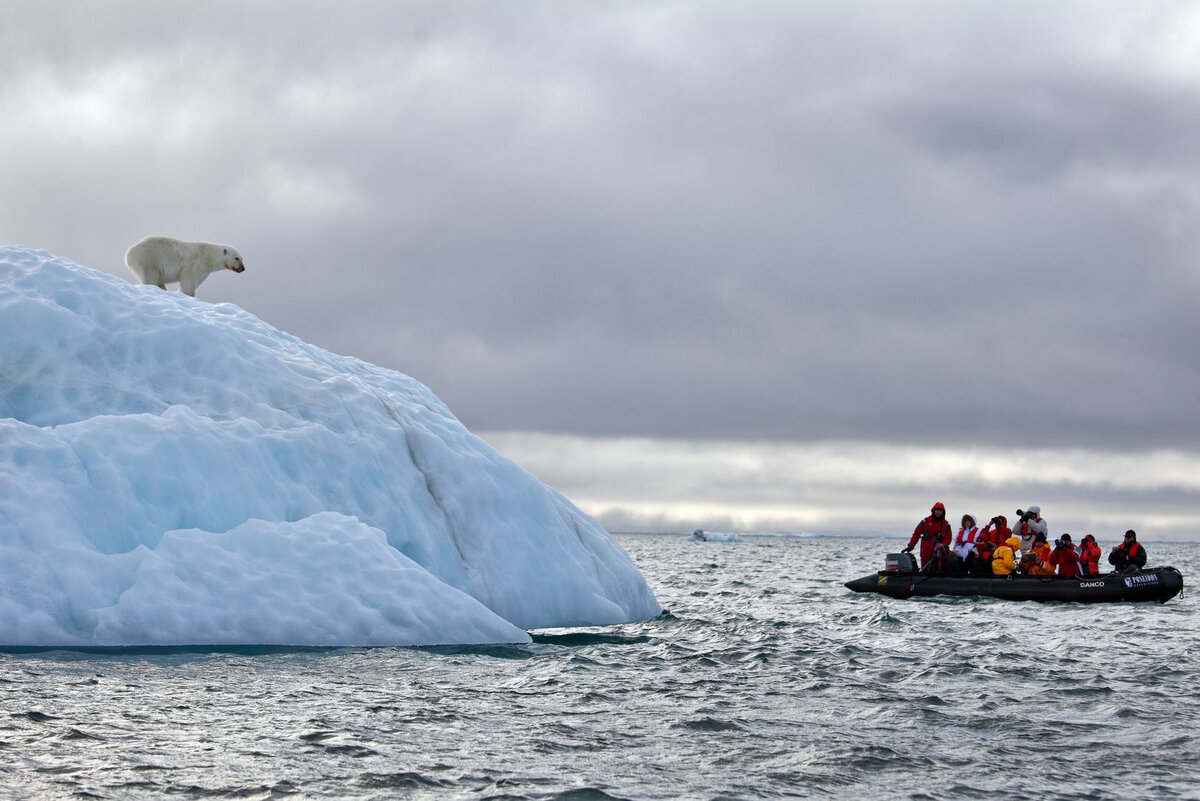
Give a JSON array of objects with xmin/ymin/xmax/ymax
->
[{"xmin": 904, "ymin": 502, "xmax": 1149, "ymax": 578}]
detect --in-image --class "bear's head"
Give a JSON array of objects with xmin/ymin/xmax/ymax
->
[{"xmin": 223, "ymin": 247, "xmax": 245, "ymax": 273}]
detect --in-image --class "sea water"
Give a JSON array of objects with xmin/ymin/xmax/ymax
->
[{"xmin": 2, "ymin": 535, "xmax": 1198, "ymax": 800}]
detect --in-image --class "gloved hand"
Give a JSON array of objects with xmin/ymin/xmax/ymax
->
[{"xmin": 902, "ymin": 546, "xmax": 913, "ymax": 554}]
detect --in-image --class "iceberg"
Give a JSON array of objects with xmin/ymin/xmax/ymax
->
[
  {"xmin": 687, "ymin": 529, "xmax": 745, "ymax": 543},
  {"xmin": 0, "ymin": 247, "xmax": 661, "ymax": 647}
]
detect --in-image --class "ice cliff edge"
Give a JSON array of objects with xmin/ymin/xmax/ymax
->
[{"xmin": 0, "ymin": 247, "xmax": 661, "ymax": 646}]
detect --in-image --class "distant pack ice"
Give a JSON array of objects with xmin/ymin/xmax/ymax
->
[{"xmin": 0, "ymin": 247, "xmax": 661, "ymax": 647}]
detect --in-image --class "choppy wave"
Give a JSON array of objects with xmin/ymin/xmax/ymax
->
[{"xmin": 2, "ymin": 537, "xmax": 1197, "ymax": 799}]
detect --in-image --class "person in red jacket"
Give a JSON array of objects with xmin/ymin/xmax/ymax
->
[
  {"xmin": 1049, "ymin": 533, "xmax": 1081, "ymax": 578},
  {"xmin": 1078, "ymin": 534, "xmax": 1102, "ymax": 576},
  {"xmin": 971, "ymin": 536, "xmax": 997, "ymax": 576},
  {"xmin": 904, "ymin": 502, "xmax": 953, "ymax": 568},
  {"xmin": 979, "ymin": 514, "xmax": 1012, "ymax": 547}
]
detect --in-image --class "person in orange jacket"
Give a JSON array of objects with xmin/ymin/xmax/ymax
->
[
  {"xmin": 1024, "ymin": 532, "xmax": 1054, "ymax": 575},
  {"xmin": 992, "ymin": 536, "xmax": 1020, "ymax": 576},
  {"xmin": 1077, "ymin": 534, "xmax": 1102, "ymax": 575}
]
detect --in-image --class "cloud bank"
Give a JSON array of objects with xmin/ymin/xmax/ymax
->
[{"xmin": 4, "ymin": 2, "xmax": 1199, "ymax": 533}]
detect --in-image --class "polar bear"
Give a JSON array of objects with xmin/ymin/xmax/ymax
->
[{"xmin": 125, "ymin": 235, "xmax": 246, "ymax": 297}]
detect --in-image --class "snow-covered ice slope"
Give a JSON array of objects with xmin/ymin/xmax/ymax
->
[{"xmin": 0, "ymin": 247, "xmax": 660, "ymax": 646}]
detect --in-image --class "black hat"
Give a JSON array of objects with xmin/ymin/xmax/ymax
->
[
  {"xmin": 1060, "ymin": 533, "xmax": 1072, "ymax": 543},
  {"xmin": 1124, "ymin": 530, "xmax": 1137, "ymax": 539}
]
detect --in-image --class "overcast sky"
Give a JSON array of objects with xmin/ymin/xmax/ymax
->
[{"xmin": 4, "ymin": 2, "xmax": 1199, "ymax": 538}]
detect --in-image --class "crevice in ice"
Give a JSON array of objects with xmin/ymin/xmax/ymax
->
[{"xmin": 383, "ymin": 396, "xmax": 486, "ymax": 602}]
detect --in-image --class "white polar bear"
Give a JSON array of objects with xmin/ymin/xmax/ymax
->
[{"xmin": 125, "ymin": 235, "xmax": 246, "ymax": 297}]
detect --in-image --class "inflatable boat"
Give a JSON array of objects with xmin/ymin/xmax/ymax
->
[{"xmin": 845, "ymin": 553, "xmax": 1183, "ymax": 603}]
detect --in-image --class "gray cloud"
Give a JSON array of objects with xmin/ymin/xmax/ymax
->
[
  {"xmin": 4, "ymin": 1, "xmax": 1200, "ymax": 456},
  {"xmin": 484, "ymin": 432, "xmax": 1200, "ymax": 540}
]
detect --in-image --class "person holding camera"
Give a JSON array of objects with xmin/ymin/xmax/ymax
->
[
  {"xmin": 1108, "ymin": 530, "xmax": 1147, "ymax": 572},
  {"xmin": 903, "ymin": 502, "xmax": 953, "ymax": 569},
  {"xmin": 1013, "ymin": 506, "xmax": 1047, "ymax": 552},
  {"xmin": 1049, "ymin": 533, "xmax": 1081, "ymax": 577},
  {"xmin": 1078, "ymin": 534, "xmax": 1102, "ymax": 575},
  {"xmin": 979, "ymin": 514, "xmax": 1012, "ymax": 548}
]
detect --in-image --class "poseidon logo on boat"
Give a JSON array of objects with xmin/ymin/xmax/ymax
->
[{"xmin": 1124, "ymin": 574, "xmax": 1160, "ymax": 587}]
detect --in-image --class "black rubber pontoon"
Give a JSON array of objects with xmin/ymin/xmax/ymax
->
[{"xmin": 845, "ymin": 565, "xmax": 1183, "ymax": 603}]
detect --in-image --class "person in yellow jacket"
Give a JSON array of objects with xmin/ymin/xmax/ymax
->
[
  {"xmin": 1026, "ymin": 532, "xmax": 1055, "ymax": 575},
  {"xmin": 992, "ymin": 536, "xmax": 1020, "ymax": 575}
]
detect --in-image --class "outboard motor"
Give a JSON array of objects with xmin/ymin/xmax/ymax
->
[{"xmin": 885, "ymin": 552, "xmax": 918, "ymax": 574}]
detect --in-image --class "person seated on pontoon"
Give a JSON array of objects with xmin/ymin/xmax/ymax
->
[
  {"xmin": 971, "ymin": 536, "xmax": 997, "ymax": 576},
  {"xmin": 953, "ymin": 514, "xmax": 983, "ymax": 562},
  {"xmin": 921, "ymin": 542, "xmax": 958, "ymax": 575},
  {"xmin": 1021, "ymin": 532, "xmax": 1054, "ymax": 576},
  {"xmin": 1108, "ymin": 530, "xmax": 1148, "ymax": 572},
  {"xmin": 991, "ymin": 536, "xmax": 1020, "ymax": 576}
]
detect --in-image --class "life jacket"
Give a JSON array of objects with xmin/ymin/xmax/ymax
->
[
  {"xmin": 919, "ymin": 517, "xmax": 951, "ymax": 541},
  {"xmin": 1078, "ymin": 539, "xmax": 1102, "ymax": 573},
  {"xmin": 953, "ymin": 526, "xmax": 981, "ymax": 559},
  {"xmin": 1035, "ymin": 543, "xmax": 1055, "ymax": 575},
  {"xmin": 984, "ymin": 518, "xmax": 1011, "ymax": 546},
  {"xmin": 1111, "ymin": 540, "xmax": 1145, "ymax": 570},
  {"xmin": 1015, "ymin": 517, "xmax": 1045, "ymax": 550}
]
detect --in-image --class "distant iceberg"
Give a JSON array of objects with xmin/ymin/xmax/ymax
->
[
  {"xmin": 0, "ymin": 247, "xmax": 661, "ymax": 647},
  {"xmin": 688, "ymin": 529, "xmax": 745, "ymax": 543}
]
